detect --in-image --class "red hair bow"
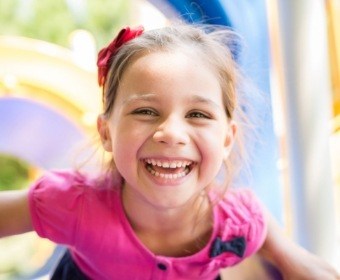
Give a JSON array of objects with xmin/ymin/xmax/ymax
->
[{"xmin": 97, "ymin": 26, "xmax": 144, "ymax": 87}]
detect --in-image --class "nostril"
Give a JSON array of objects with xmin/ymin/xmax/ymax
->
[{"xmin": 152, "ymin": 128, "xmax": 189, "ymax": 146}]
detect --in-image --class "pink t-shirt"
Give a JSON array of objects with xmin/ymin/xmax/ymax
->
[{"xmin": 28, "ymin": 170, "xmax": 267, "ymax": 280}]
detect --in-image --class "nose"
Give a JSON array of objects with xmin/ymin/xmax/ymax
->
[{"xmin": 153, "ymin": 116, "xmax": 190, "ymax": 146}]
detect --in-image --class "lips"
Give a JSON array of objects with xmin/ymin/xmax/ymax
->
[{"xmin": 143, "ymin": 158, "xmax": 194, "ymax": 179}]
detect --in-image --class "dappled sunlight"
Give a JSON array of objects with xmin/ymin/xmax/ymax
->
[{"xmin": 0, "ymin": 233, "xmax": 54, "ymax": 280}]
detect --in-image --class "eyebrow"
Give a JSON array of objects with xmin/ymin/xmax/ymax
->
[
  {"xmin": 122, "ymin": 93, "xmax": 223, "ymax": 110},
  {"xmin": 122, "ymin": 93, "xmax": 158, "ymax": 106},
  {"xmin": 189, "ymin": 95, "xmax": 222, "ymax": 110}
]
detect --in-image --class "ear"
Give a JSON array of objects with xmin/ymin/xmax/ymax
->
[
  {"xmin": 223, "ymin": 120, "xmax": 237, "ymax": 159},
  {"xmin": 97, "ymin": 114, "xmax": 112, "ymax": 152}
]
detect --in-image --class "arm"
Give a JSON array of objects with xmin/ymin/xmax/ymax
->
[
  {"xmin": 0, "ymin": 189, "xmax": 33, "ymax": 237},
  {"xmin": 259, "ymin": 209, "xmax": 340, "ymax": 280}
]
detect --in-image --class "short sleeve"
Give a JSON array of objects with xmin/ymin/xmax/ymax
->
[
  {"xmin": 28, "ymin": 170, "xmax": 87, "ymax": 245},
  {"xmin": 216, "ymin": 188, "xmax": 268, "ymax": 259}
]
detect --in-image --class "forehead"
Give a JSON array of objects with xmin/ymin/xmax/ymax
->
[
  {"xmin": 132, "ymin": 49, "xmax": 214, "ymax": 72},
  {"xmin": 118, "ymin": 50, "xmax": 221, "ymax": 97}
]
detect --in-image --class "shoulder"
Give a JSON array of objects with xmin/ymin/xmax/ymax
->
[
  {"xmin": 30, "ymin": 169, "xmax": 114, "ymax": 194},
  {"xmin": 219, "ymin": 188, "xmax": 264, "ymax": 217},
  {"xmin": 214, "ymin": 188, "xmax": 264, "ymax": 220},
  {"xmin": 212, "ymin": 188, "xmax": 267, "ymax": 258},
  {"xmin": 29, "ymin": 170, "xmax": 85, "ymax": 202},
  {"xmin": 28, "ymin": 170, "xmax": 120, "ymax": 243},
  {"xmin": 32, "ymin": 169, "xmax": 92, "ymax": 189},
  {"xmin": 29, "ymin": 169, "xmax": 120, "ymax": 211}
]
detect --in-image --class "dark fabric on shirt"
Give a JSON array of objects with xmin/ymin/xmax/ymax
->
[{"xmin": 51, "ymin": 250, "xmax": 89, "ymax": 280}]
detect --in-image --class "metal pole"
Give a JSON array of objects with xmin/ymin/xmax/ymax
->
[{"xmin": 275, "ymin": 0, "xmax": 337, "ymax": 264}]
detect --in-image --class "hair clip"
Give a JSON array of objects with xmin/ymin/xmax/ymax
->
[{"xmin": 97, "ymin": 26, "xmax": 144, "ymax": 87}]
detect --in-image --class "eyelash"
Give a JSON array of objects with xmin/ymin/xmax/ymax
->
[
  {"xmin": 132, "ymin": 109, "xmax": 211, "ymax": 119},
  {"xmin": 132, "ymin": 108, "xmax": 157, "ymax": 116},
  {"xmin": 187, "ymin": 111, "xmax": 210, "ymax": 119}
]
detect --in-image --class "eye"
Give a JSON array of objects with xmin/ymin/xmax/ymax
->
[
  {"xmin": 132, "ymin": 108, "xmax": 157, "ymax": 116},
  {"xmin": 187, "ymin": 111, "xmax": 210, "ymax": 119}
]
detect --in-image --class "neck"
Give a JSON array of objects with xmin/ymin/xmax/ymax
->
[{"xmin": 121, "ymin": 188, "xmax": 213, "ymax": 256}]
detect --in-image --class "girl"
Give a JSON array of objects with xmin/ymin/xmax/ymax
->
[{"xmin": 0, "ymin": 23, "xmax": 339, "ymax": 280}]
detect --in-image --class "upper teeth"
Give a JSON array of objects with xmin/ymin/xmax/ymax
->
[{"xmin": 145, "ymin": 159, "xmax": 192, "ymax": 168}]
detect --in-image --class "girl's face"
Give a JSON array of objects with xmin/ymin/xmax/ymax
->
[{"xmin": 98, "ymin": 50, "xmax": 236, "ymax": 210}]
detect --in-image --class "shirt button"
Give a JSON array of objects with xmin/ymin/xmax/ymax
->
[{"xmin": 157, "ymin": 263, "xmax": 167, "ymax": 271}]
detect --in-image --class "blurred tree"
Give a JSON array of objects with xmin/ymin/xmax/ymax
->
[
  {"xmin": 0, "ymin": 0, "xmax": 132, "ymax": 49},
  {"xmin": 0, "ymin": 154, "xmax": 29, "ymax": 191}
]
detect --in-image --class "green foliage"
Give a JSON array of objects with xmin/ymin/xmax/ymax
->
[
  {"xmin": 0, "ymin": 0, "xmax": 132, "ymax": 49},
  {"xmin": 87, "ymin": 0, "xmax": 132, "ymax": 48},
  {"xmin": 0, "ymin": 154, "xmax": 29, "ymax": 191}
]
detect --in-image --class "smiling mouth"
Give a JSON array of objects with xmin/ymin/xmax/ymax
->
[{"xmin": 143, "ymin": 159, "xmax": 194, "ymax": 179}]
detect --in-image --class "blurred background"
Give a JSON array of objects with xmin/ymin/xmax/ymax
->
[{"xmin": 0, "ymin": 0, "xmax": 339, "ymax": 279}]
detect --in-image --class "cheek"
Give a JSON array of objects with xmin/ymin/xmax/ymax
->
[
  {"xmin": 110, "ymin": 123, "xmax": 149, "ymax": 167},
  {"xmin": 198, "ymin": 130, "xmax": 226, "ymax": 177},
  {"xmin": 111, "ymin": 138, "xmax": 137, "ymax": 182}
]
